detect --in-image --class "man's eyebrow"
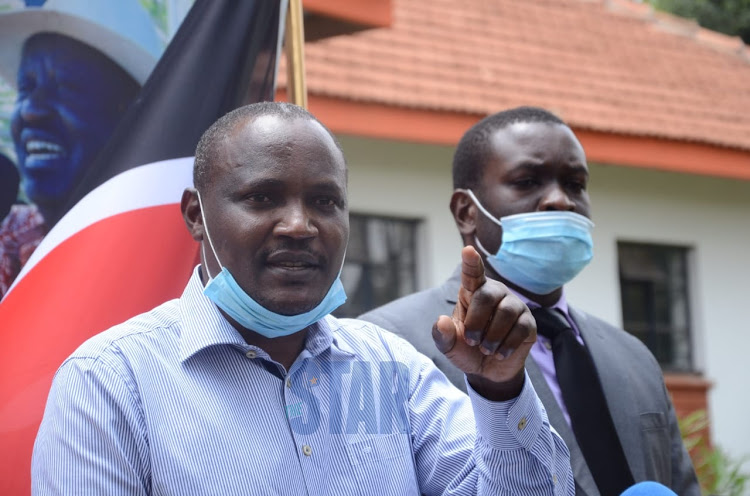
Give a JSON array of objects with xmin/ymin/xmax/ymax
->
[
  {"xmin": 234, "ymin": 177, "xmax": 345, "ymax": 193},
  {"xmin": 308, "ymin": 181, "xmax": 345, "ymax": 192},
  {"xmin": 563, "ymin": 163, "xmax": 590, "ymax": 176},
  {"xmin": 510, "ymin": 161, "xmax": 545, "ymax": 172},
  {"xmin": 509, "ymin": 162, "xmax": 589, "ymax": 177},
  {"xmin": 238, "ymin": 177, "xmax": 284, "ymax": 189}
]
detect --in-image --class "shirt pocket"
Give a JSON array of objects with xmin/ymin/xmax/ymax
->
[
  {"xmin": 640, "ymin": 412, "xmax": 672, "ymax": 483},
  {"xmin": 346, "ymin": 433, "xmax": 420, "ymax": 495}
]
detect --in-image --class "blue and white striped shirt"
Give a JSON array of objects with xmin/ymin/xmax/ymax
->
[{"xmin": 32, "ymin": 267, "xmax": 573, "ymax": 495}]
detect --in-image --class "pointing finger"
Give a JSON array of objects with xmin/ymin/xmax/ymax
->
[{"xmin": 460, "ymin": 246, "xmax": 486, "ymax": 293}]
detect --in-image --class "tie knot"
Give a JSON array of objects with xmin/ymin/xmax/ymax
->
[{"xmin": 531, "ymin": 307, "xmax": 572, "ymax": 341}]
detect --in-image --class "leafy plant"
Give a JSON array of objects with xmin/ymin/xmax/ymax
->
[
  {"xmin": 139, "ymin": 0, "xmax": 168, "ymax": 41},
  {"xmin": 647, "ymin": 0, "xmax": 750, "ymax": 44},
  {"xmin": 0, "ymin": 80, "xmax": 17, "ymax": 163},
  {"xmin": 679, "ymin": 409, "xmax": 750, "ymax": 496}
]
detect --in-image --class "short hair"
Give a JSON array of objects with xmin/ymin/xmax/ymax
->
[
  {"xmin": 193, "ymin": 101, "xmax": 343, "ymax": 190},
  {"xmin": 452, "ymin": 106, "xmax": 567, "ymax": 190}
]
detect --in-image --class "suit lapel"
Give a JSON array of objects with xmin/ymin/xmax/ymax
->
[
  {"xmin": 526, "ymin": 357, "xmax": 599, "ymax": 496},
  {"xmin": 570, "ymin": 307, "xmax": 645, "ymax": 482},
  {"xmin": 440, "ymin": 265, "xmax": 461, "ymax": 306}
]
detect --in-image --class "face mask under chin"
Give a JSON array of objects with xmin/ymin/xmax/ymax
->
[{"xmin": 196, "ymin": 191, "xmax": 348, "ymax": 338}]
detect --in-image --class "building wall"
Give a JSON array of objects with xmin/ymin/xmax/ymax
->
[
  {"xmin": 340, "ymin": 136, "xmax": 461, "ymax": 288},
  {"xmin": 340, "ymin": 134, "xmax": 750, "ymax": 465}
]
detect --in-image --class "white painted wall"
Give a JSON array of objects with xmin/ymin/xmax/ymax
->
[
  {"xmin": 572, "ymin": 163, "xmax": 750, "ymax": 466},
  {"xmin": 339, "ymin": 134, "xmax": 750, "ymax": 465},
  {"xmin": 340, "ymin": 136, "xmax": 462, "ymax": 289}
]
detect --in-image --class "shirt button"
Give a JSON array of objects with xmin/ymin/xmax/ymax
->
[
  {"xmin": 245, "ymin": 350, "xmax": 257, "ymax": 359},
  {"xmin": 553, "ymin": 474, "xmax": 558, "ymax": 485},
  {"xmin": 302, "ymin": 444, "xmax": 312, "ymax": 456},
  {"xmin": 518, "ymin": 416, "xmax": 527, "ymax": 430},
  {"xmin": 286, "ymin": 377, "xmax": 292, "ymax": 388},
  {"xmin": 544, "ymin": 340, "xmax": 553, "ymax": 350}
]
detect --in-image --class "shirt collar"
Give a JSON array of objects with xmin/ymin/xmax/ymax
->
[
  {"xmin": 508, "ymin": 286, "xmax": 570, "ymax": 315},
  {"xmin": 179, "ymin": 266, "xmax": 248, "ymax": 362},
  {"xmin": 178, "ymin": 266, "xmax": 353, "ymax": 362},
  {"xmin": 508, "ymin": 286, "xmax": 582, "ymax": 339},
  {"xmin": 305, "ymin": 315, "xmax": 357, "ymax": 361}
]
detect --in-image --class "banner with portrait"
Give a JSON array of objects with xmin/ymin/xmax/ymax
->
[
  {"xmin": 0, "ymin": 0, "xmax": 285, "ymax": 492},
  {"xmin": 0, "ymin": 0, "xmax": 198, "ymax": 297}
]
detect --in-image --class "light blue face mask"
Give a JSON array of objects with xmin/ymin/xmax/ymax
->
[
  {"xmin": 463, "ymin": 189, "xmax": 594, "ymax": 295},
  {"xmin": 196, "ymin": 192, "xmax": 347, "ymax": 338}
]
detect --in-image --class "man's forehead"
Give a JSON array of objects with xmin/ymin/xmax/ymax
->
[
  {"xmin": 22, "ymin": 33, "xmax": 124, "ymax": 79},
  {"xmin": 226, "ymin": 115, "xmax": 335, "ymax": 155},
  {"xmin": 231, "ymin": 114, "xmax": 325, "ymax": 141},
  {"xmin": 489, "ymin": 121, "xmax": 584, "ymax": 157},
  {"xmin": 245, "ymin": 114, "xmax": 288, "ymax": 136},
  {"xmin": 213, "ymin": 115, "xmax": 346, "ymax": 179},
  {"xmin": 492, "ymin": 121, "xmax": 564, "ymax": 142}
]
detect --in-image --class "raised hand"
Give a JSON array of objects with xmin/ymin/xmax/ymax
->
[{"xmin": 432, "ymin": 246, "xmax": 536, "ymax": 400}]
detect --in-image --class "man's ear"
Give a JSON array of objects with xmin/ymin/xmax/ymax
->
[
  {"xmin": 181, "ymin": 188, "xmax": 204, "ymax": 242},
  {"xmin": 450, "ymin": 190, "xmax": 478, "ymax": 243}
]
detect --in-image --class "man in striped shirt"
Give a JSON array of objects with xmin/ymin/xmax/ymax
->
[{"xmin": 31, "ymin": 102, "xmax": 574, "ymax": 495}]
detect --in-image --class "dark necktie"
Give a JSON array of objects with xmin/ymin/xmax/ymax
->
[{"xmin": 531, "ymin": 307, "xmax": 635, "ymax": 496}]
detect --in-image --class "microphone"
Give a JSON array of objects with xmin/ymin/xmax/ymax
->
[{"xmin": 620, "ymin": 481, "xmax": 678, "ymax": 495}]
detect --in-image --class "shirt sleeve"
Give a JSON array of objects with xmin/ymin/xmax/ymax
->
[
  {"xmin": 31, "ymin": 357, "xmax": 150, "ymax": 496},
  {"xmin": 395, "ymin": 335, "xmax": 574, "ymax": 496}
]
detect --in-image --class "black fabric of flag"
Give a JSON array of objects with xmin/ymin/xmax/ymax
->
[
  {"xmin": 531, "ymin": 306, "xmax": 635, "ymax": 496},
  {"xmin": 65, "ymin": 0, "xmax": 282, "ymax": 213}
]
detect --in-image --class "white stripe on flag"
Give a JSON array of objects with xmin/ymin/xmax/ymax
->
[{"xmin": 8, "ymin": 157, "xmax": 195, "ymax": 295}]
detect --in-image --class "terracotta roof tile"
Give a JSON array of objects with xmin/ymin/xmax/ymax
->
[{"xmin": 287, "ymin": 0, "xmax": 750, "ymax": 150}]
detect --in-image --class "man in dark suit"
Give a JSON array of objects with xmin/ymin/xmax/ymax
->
[{"xmin": 359, "ymin": 107, "xmax": 699, "ymax": 496}]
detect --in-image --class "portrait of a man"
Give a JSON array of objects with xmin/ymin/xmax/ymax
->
[{"xmin": 0, "ymin": 0, "xmax": 164, "ymax": 296}]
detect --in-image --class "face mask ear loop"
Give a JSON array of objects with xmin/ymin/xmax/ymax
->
[
  {"xmin": 473, "ymin": 236, "xmax": 494, "ymax": 258},
  {"xmin": 196, "ymin": 191, "xmax": 224, "ymax": 279},
  {"xmin": 336, "ymin": 247, "xmax": 348, "ymax": 276},
  {"xmin": 457, "ymin": 188, "xmax": 503, "ymax": 255},
  {"xmin": 459, "ymin": 189, "xmax": 503, "ymax": 227}
]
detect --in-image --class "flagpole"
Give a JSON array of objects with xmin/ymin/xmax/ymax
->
[{"xmin": 285, "ymin": 0, "xmax": 307, "ymax": 108}]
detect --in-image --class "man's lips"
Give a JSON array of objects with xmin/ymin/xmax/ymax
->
[
  {"xmin": 270, "ymin": 261, "xmax": 316, "ymax": 270},
  {"xmin": 20, "ymin": 130, "xmax": 68, "ymax": 169},
  {"xmin": 265, "ymin": 251, "xmax": 323, "ymax": 271},
  {"xmin": 25, "ymin": 139, "xmax": 66, "ymax": 161}
]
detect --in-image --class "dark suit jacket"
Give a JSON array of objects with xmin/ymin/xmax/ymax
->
[{"xmin": 359, "ymin": 267, "xmax": 700, "ymax": 496}]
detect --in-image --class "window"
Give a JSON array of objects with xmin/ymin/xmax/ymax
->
[
  {"xmin": 618, "ymin": 242, "xmax": 693, "ymax": 372},
  {"xmin": 333, "ymin": 214, "xmax": 420, "ymax": 318}
]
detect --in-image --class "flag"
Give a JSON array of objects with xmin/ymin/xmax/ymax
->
[{"xmin": 0, "ymin": 1, "xmax": 285, "ymax": 492}]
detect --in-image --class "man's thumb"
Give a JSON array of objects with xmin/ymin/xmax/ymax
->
[{"xmin": 460, "ymin": 246, "xmax": 486, "ymax": 293}]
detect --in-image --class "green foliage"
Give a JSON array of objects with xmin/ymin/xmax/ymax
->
[
  {"xmin": 139, "ymin": 0, "xmax": 168, "ymax": 42},
  {"xmin": 0, "ymin": 1, "xmax": 23, "ymax": 13},
  {"xmin": 0, "ymin": 80, "xmax": 16, "ymax": 163},
  {"xmin": 679, "ymin": 410, "xmax": 750, "ymax": 496},
  {"xmin": 648, "ymin": 0, "xmax": 750, "ymax": 44}
]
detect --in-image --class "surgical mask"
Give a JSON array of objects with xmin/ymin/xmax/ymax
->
[
  {"xmin": 462, "ymin": 189, "xmax": 594, "ymax": 295},
  {"xmin": 196, "ymin": 192, "xmax": 347, "ymax": 338}
]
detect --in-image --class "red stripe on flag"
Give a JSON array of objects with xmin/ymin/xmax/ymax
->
[{"xmin": 0, "ymin": 204, "xmax": 199, "ymax": 494}]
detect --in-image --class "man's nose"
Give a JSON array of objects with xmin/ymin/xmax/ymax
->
[
  {"xmin": 18, "ymin": 85, "xmax": 54, "ymax": 123},
  {"xmin": 538, "ymin": 184, "xmax": 576, "ymax": 211},
  {"xmin": 275, "ymin": 203, "xmax": 318, "ymax": 238}
]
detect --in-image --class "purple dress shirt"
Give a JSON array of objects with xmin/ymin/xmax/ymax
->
[{"xmin": 511, "ymin": 289, "xmax": 583, "ymax": 428}]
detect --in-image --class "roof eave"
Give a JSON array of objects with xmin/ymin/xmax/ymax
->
[{"xmin": 280, "ymin": 90, "xmax": 750, "ymax": 181}]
